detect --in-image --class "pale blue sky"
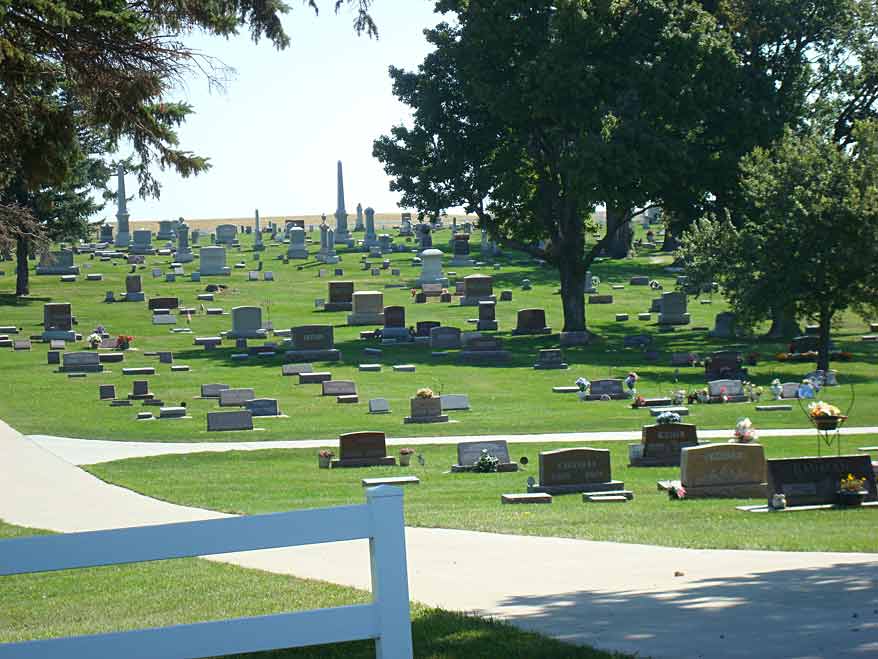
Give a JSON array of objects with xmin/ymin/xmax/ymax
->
[{"xmin": 122, "ymin": 1, "xmax": 452, "ymax": 222}]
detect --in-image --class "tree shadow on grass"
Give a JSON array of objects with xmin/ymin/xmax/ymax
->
[
  {"xmin": 480, "ymin": 561, "xmax": 878, "ymax": 659},
  {"xmin": 0, "ymin": 294, "xmax": 52, "ymax": 307},
  {"xmin": 220, "ymin": 606, "xmax": 623, "ymax": 659}
]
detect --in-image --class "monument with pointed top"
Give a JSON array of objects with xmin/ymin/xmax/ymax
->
[
  {"xmin": 114, "ymin": 164, "xmax": 131, "ymax": 247},
  {"xmin": 354, "ymin": 202, "xmax": 364, "ymax": 231},
  {"xmin": 364, "ymin": 207, "xmax": 379, "ymax": 249},
  {"xmin": 253, "ymin": 209, "xmax": 264, "ymax": 251},
  {"xmin": 176, "ymin": 220, "xmax": 193, "ymax": 263},
  {"xmin": 334, "ymin": 160, "xmax": 351, "ymax": 243}
]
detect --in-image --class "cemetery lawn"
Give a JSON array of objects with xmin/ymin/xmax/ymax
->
[
  {"xmin": 88, "ymin": 436, "xmax": 877, "ymax": 554},
  {"xmin": 0, "ymin": 521, "xmax": 623, "ymax": 658},
  {"xmin": 1, "ymin": 227, "xmax": 876, "ymax": 442}
]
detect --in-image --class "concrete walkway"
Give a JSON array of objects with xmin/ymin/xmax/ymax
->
[
  {"xmin": 29, "ymin": 425, "xmax": 878, "ymax": 465},
  {"xmin": 3, "ymin": 421, "xmax": 877, "ymax": 658}
]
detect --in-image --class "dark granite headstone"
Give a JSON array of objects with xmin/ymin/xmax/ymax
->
[
  {"xmin": 332, "ymin": 431, "xmax": 396, "ymax": 467},
  {"xmin": 766, "ymin": 455, "xmax": 877, "ymax": 507}
]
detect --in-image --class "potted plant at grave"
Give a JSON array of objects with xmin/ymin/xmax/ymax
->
[
  {"xmin": 399, "ymin": 447, "xmax": 415, "ymax": 466},
  {"xmin": 87, "ymin": 332, "xmax": 102, "ymax": 349},
  {"xmin": 575, "ymin": 377, "xmax": 591, "ymax": 401},
  {"xmin": 318, "ymin": 449, "xmax": 333, "ymax": 469},
  {"xmin": 672, "ymin": 389, "xmax": 686, "ymax": 405},
  {"xmin": 808, "ymin": 401, "xmax": 847, "ymax": 430},
  {"xmin": 696, "ymin": 387, "xmax": 709, "ymax": 404},
  {"xmin": 770, "ymin": 379, "xmax": 783, "ymax": 400},
  {"xmin": 732, "ymin": 417, "xmax": 758, "ymax": 443},
  {"xmin": 656, "ymin": 411, "xmax": 681, "ymax": 425},
  {"xmin": 837, "ymin": 473, "xmax": 868, "ymax": 507},
  {"xmin": 472, "ymin": 448, "xmax": 500, "ymax": 473},
  {"xmin": 411, "ymin": 387, "xmax": 441, "ymax": 418},
  {"xmin": 115, "ymin": 334, "xmax": 134, "ymax": 350},
  {"xmin": 624, "ymin": 372, "xmax": 639, "ymax": 398},
  {"xmin": 630, "ymin": 394, "xmax": 647, "ymax": 409}
]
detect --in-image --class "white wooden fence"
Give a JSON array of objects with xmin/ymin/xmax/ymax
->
[{"xmin": 0, "ymin": 485, "xmax": 413, "ymax": 658}]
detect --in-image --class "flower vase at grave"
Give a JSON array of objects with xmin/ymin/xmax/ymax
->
[
  {"xmin": 399, "ymin": 452, "xmax": 412, "ymax": 467},
  {"xmin": 318, "ymin": 453, "xmax": 332, "ymax": 469}
]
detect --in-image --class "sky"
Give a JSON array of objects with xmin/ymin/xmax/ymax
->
[{"xmin": 120, "ymin": 1, "xmax": 451, "ymax": 222}]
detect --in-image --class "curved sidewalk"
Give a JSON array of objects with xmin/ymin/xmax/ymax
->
[
  {"xmin": 3, "ymin": 420, "xmax": 877, "ymax": 659},
  {"xmin": 29, "ymin": 425, "xmax": 878, "ymax": 465}
]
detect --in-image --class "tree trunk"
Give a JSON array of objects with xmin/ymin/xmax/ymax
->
[
  {"xmin": 765, "ymin": 307, "xmax": 799, "ymax": 340},
  {"xmin": 556, "ymin": 201, "xmax": 586, "ymax": 332},
  {"xmin": 605, "ymin": 205, "xmax": 632, "ymax": 258},
  {"xmin": 661, "ymin": 223, "xmax": 681, "ymax": 252},
  {"xmin": 15, "ymin": 236, "xmax": 29, "ymax": 297},
  {"xmin": 817, "ymin": 306, "xmax": 832, "ymax": 372}
]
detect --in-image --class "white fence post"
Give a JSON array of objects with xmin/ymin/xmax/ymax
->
[{"xmin": 366, "ymin": 485, "xmax": 414, "ymax": 659}]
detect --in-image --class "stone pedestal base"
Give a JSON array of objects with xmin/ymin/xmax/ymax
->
[
  {"xmin": 287, "ymin": 248, "xmax": 308, "ymax": 259},
  {"xmin": 323, "ymin": 302, "xmax": 352, "ymax": 312},
  {"xmin": 404, "ymin": 414, "xmax": 449, "ymax": 424},
  {"xmin": 124, "ymin": 292, "xmax": 145, "ymax": 302},
  {"xmin": 283, "ymin": 349, "xmax": 340, "ymax": 363},
  {"xmin": 331, "ymin": 457, "xmax": 396, "ymax": 468},
  {"xmin": 452, "ymin": 462, "xmax": 518, "ymax": 473},
  {"xmin": 512, "ymin": 327, "xmax": 551, "ymax": 335},
  {"xmin": 347, "ymin": 313, "xmax": 385, "ymax": 326},
  {"xmin": 460, "ymin": 295, "xmax": 496, "ymax": 307},
  {"xmin": 559, "ymin": 331, "xmax": 591, "ymax": 347},
  {"xmin": 658, "ymin": 313, "xmax": 691, "ymax": 325},
  {"xmin": 527, "ymin": 480, "xmax": 624, "ymax": 495},
  {"xmin": 476, "ymin": 321, "xmax": 498, "ymax": 331}
]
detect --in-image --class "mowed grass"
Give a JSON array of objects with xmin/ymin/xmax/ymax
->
[
  {"xmin": 0, "ymin": 225, "xmax": 876, "ymax": 442},
  {"xmin": 88, "ymin": 436, "xmax": 878, "ymax": 553},
  {"xmin": 0, "ymin": 521, "xmax": 623, "ymax": 658}
]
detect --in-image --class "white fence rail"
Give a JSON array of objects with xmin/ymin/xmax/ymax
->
[{"xmin": 0, "ymin": 485, "xmax": 413, "ymax": 659}]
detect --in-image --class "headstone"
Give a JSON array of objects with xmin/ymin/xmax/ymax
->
[
  {"xmin": 215, "ymin": 224, "xmax": 237, "ymax": 245},
  {"xmin": 228, "ymin": 306, "xmax": 266, "ymax": 339},
  {"xmin": 369, "ymin": 398, "xmax": 390, "ymax": 414},
  {"xmin": 709, "ymin": 312, "xmax": 737, "ymax": 339},
  {"xmin": 382, "ymin": 305, "xmax": 409, "ymax": 340},
  {"xmin": 766, "ymin": 455, "xmax": 877, "ymax": 507},
  {"xmin": 244, "ymin": 398, "xmax": 280, "ymax": 417},
  {"xmin": 528, "ymin": 448, "xmax": 624, "ymax": 495},
  {"xmin": 476, "ymin": 301, "xmax": 498, "ymax": 331},
  {"xmin": 125, "ymin": 275, "xmax": 144, "ymax": 302},
  {"xmin": 416, "ymin": 248, "xmax": 447, "ymax": 286},
  {"xmin": 588, "ymin": 295, "xmax": 613, "ymax": 304},
  {"xmin": 415, "ymin": 321, "xmax": 441, "ymax": 338},
  {"xmin": 430, "ymin": 326, "xmax": 462, "ymax": 350},
  {"xmin": 287, "ymin": 227, "xmax": 308, "ymax": 259},
  {"xmin": 440, "ymin": 394, "xmax": 470, "ymax": 411},
  {"xmin": 60, "ymin": 351, "xmax": 102, "ymax": 373},
  {"xmin": 114, "ymin": 164, "xmax": 131, "ymax": 247},
  {"xmin": 534, "ymin": 348, "xmax": 568, "ymax": 370},
  {"xmin": 512, "ymin": 308, "xmax": 550, "ymax": 335},
  {"xmin": 207, "ymin": 410, "xmax": 253, "ymax": 432},
  {"xmin": 584, "ymin": 379, "xmax": 626, "ymax": 400},
  {"xmin": 332, "ymin": 431, "xmax": 395, "ymax": 467},
  {"xmin": 460, "ymin": 274, "xmax": 494, "ymax": 306},
  {"xmin": 42, "ymin": 303, "xmax": 74, "ymax": 341},
  {"xmin": 287, "ymin": 325, "xmax": 340, "ymax": 361},
  {"xmin": 457, "ymin": 334, "xmax": 512, "ymax": 364},
  {"xmin": 36, "ymin": 250, "xmax": 79, "ymax": 275},
  {"xmin": 451, "ymin": 440, "xmax": 518, "ymax": 472},
  {"xmin": 631, "ymin": 424, "xmax": 699, "ymax": 467},
  {"xmin": 347, "ymin": 291, "xmax": 385, "ymax": 325},
  {"xmin": 678, "ymin": 443, "xmax": 767, "ymax": 498},
  {"xmin": 148, "ymin": 296, "xmax": 179, "ymax": 310},
  {"xmin": 130, "ymin": 229, "xmax": 154, "ymax": 255},
  {"xmin": 201, "ymin": 383, "xmax": 230, "ymax": 398},
  {"xmin": 658, "ymin": 291, "xmax": 691, "ymax": 325},
  {"xmin": 219, "ymin": 388, "xmax": 256, "ymax": 407},
  {"xmin": 707, "ymin": 379, "xmax": 748, "ymax": 403},
  {"xmin": 325, "ymin": 281, "xmax": 354, "ymax": 311},
  {"xmin": 99, "ymin": 384, "xmax": 116, "ymax": 400},
  {"xmin": 199, "ymin": 245, "xmax": 230, "ymax": 276},
  {"xmin": 404, "ymin": 395, "xmax": 448, "ymax": 423}
]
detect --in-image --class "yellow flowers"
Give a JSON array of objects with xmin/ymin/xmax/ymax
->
[
  {"xmin": 839, "ymin": 473, "xmax": 866, "ymax": 493},
  {"xmin": 808, "ymin": 401, "xmax": 841, "ymax": 418}
]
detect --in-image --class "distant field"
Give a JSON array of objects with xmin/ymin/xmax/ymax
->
[{"xmin": 123, "ymin": 213, "xmax": 479, "ymax": 233}]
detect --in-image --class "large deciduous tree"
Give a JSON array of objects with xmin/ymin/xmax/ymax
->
[
  {"xmin": 679, "ymin": 121, "xmax": 878, "ymax": 371},
  {"xmin": 378, "ymin": 0, "xmax": 738, "ymax": 333}
]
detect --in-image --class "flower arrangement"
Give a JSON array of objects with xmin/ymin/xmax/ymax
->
[
  {"xmin": 839, "ymin": 473, "xmax": 867, "ymax": 493},
  {"xmin": 808, "ymin": 401, "xmax": 842, "ymax": 419},
  {"xmin": 733, "ymin": 417, "xmax": 758, "ymax": 443},
  {"xmin": 624, "ymin": 372, "xmax": 639, "ymax": 391},
  {"xmin": 318, "ymin": 449, "xmax": 334, "ymax": 458},
  {"xmin": 669, "ymin": 484, "xmax": 687, "ymax": 500},
  {"xmin": 575, "ymin": 377, "xmax": 590, "ymax": 392},
  {"xmin": 472, "ymin": 448, "xmax": 500, "ymax": 473},
  {"xmin": 410, "ymin": 288, "xmax": 417, "ymax": 297},
  {"xmin": 770, "ymin": 379, "xmax": 783, "ymax": 400},
  {"xmin": 631, "ymin": 394, "xmax": 646, "ymax": 408},
  {"xmin": 87, "ymin": 332, "xmax": 102, "ymax": 349},
  {"xmin": 416, "ymin": 387, "xmax": 435, "ymax": 399},
  {"xmin": 656, "ymin": 411, "xmax": 681, "ymax": 425},
  {"xmin": 399, "ymin": 447, "xmax": 415, "ymax": 455},
  {"xmin": 115, "ymin": 334, "xmax": 134, "ymax": 349}
]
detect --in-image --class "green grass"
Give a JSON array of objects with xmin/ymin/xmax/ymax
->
[
  {"xmin": 0, "ymin": 521, "xmax": 622, "ymax": 658},
  {"xmin": 0, "ymin": 227, "xmax": 875, "ymax": 442},
  {"xmin": 88, "ymin": 436, "xmax": 877, "ymax": 553}
]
